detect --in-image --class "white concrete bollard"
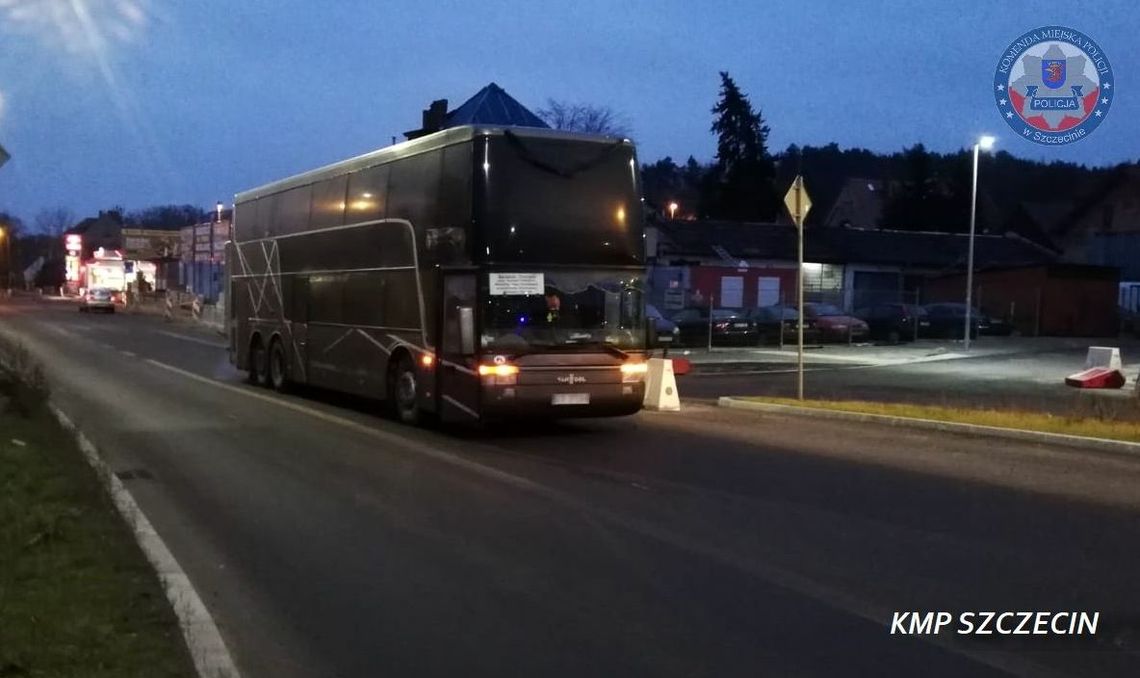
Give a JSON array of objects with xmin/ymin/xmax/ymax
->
[
  {"xmin": 643, "ymin": 358, "xmax": 681, "ymax": 411},
  {"xmin": 1085, "ymin": 346, "xmax": 1122, "ymax": 371}
]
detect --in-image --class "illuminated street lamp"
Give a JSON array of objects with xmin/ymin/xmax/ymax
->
[
  {"xmin": 668, "ymin": 201, "xmax": 679, "ymax": 220},
  {"xmin": 964, "ymin": 135, "xmax": 996, "ymax": 350}
]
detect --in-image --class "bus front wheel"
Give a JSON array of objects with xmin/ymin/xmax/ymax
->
[{"xmin": 389, "ymin": 354, "xmax": 420, "ymax": 425}]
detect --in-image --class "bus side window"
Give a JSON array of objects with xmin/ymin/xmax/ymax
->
[{"xmin": 292, "ymin": 276, "xmax": 309, "ymax": 323}]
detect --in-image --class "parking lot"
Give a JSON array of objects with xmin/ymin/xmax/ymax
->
[{"xmin": 672, "ymin": 335, "xmax": 1140, "ymax": 418}]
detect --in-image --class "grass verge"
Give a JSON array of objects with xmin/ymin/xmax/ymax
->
[
  {"xmin": 737, "ymin": 395, "xmax": 1140, "ymax": 444},
  {"xmin": 0, "ymin": 350, "xmax": 196, "ymax": 677}
]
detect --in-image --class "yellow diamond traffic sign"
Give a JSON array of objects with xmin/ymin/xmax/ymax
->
[{"xmin": 783, "ymin": 175, "xmax": 812, "ymax": 226}]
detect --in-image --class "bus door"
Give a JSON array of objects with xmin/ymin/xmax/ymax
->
[{"xmin": 438, "ymin": 272, "xmax": 480, "ymax": 422}]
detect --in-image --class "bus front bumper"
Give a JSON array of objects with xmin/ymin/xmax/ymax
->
[{"xmin": 481, "ymin": 382, "xmax": 645, "ymax": 418}]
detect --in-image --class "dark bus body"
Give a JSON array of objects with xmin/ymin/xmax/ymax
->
[{"xmin": 227, "ymin": 125, "xmax": 648, "ymax": 424}]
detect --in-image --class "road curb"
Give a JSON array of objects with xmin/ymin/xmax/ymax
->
[
  {"xmin": 49, "ymin": 404, "xmax": 242, "ymax": 678},
  {"xmin": 717, "ymin": 397, "xmax": 1140, "ymax": 457}
]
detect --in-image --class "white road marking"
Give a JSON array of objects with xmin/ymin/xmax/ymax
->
[
  {"xmin": 709, "ymin": 349, "xmax": 973, "ymax": 368},
  {"xmin": 120, "ymin": 350, "xmax": 137, "ymax": 358},
  {"xmin": 141, "ymin": 356, "xmax": 1056, "ymax": 678},
  {"xmin": 49, "ymin": 405, "xmax": 241, "ymax": 678},
  {"xmin": 156, "ymin": 330, "xmax": 227, "ymax": 349},
  {"xmin": 44, "ymin": 323, "xmax": 79, "ymax": 339}
]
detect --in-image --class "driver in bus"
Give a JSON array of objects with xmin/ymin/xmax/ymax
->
[{"xmin": 544, "ymin": 290, "xmax": 562, "ymax": 324}]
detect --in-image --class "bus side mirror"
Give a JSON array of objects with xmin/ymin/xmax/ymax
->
[{"xmin": 459, "ymin": 306, "xmax": 475, "ymax": 355}]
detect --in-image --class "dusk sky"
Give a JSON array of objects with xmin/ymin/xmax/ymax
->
[{"xmin": 0, "ymin": 0, "xmax": 1136, "ymax": 225}]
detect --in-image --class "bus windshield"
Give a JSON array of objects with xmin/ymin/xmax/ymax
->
[
  {"xmin": 481, "ymin": 270, "xmax": 646, "ymax": 352},
  {"xmin": 479, "ymin": 134, "xmax": 643, "ymax": 266}
]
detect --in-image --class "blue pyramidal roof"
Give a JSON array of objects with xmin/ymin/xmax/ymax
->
[{"xmin": 445, "ymin": 82, "xmax": 549, "ymax": 129}]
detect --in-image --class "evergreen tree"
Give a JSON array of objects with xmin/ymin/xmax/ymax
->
[
  {"xmin": 881, "ymin": 144, "xmax": 938, "ymax": 231},
  {"xmin": 640, "ymin": 155, "xmax": 708, "ymax": 220},
  {"xmin": 683, "ymin": 156, "xmax": 705, "ymax": 188},
  {"xmin": 704, "ymin": 72, "xmax": 778, "ymax": 220}
]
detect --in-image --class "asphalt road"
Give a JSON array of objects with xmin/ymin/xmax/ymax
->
[{"xmin": 3, "ymin": 296, "xmax": 1140, "ymax": 677}]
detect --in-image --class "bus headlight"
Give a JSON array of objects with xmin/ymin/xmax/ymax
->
[
  {"xmin": 620, "ymin": 362, "xmax": 648, "ymax": 382},
  {"xmin": 479, "ymin": 363, "xmax": 519, "ymax": 385}
]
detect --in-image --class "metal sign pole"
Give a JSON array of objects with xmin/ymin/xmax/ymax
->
[
  {"xmin": 707, "ymin": 294, "xmax": 714, "ymax": 353},
  {"xmin": 796, "ymin": 180, "xmax": 804, "ymax": 401},
  {"xmin": 783, "ymin": 174, "xmax": 812, "ymax": 402},
  {"xmin": 964, "ymin": 142, "xmax": 980, "ymax": 350}
]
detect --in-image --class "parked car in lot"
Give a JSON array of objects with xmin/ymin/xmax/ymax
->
[
  {"xmin": 920, "ymin": 303, "xmax": 1010, "ymax": 338},
  {"xmin": 1122, "ymin": 307, "xmax": 1140, "ymax": 337},
  {"xmin": 670, "ymin": 307, "xmax": 757, "ymax": 346},
  {"xmin": 646, "ymin": 303, "xmax": 680, "ymax": 347},
  {"xmin": 802, "ymin": 303, "xmax": 869, "ymax": 342},
  {"xmin": 978, "ymin": 311, "xmax": 1013, "ymax": 336},
  {"xmin": 746, "ymin": 305, "xmax": 815, "ymax": 344},
  {"xmin": 853, "ymin": 303, "xmax": 929, "ymax": 342},
  {"xmin": 78, "ymin": 287, "xmax": 117, "ymax": 313}
]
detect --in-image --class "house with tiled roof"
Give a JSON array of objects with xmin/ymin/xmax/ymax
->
[{"xmin": 1051, "ymin": 165, "xmax": 1140, "ymax": 279}]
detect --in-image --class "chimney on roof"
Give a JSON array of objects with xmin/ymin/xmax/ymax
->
[
  {"xmin": 404, "ymin": 98, "xmax": 449, "ymax": 140},
  {"xmin": 422, "ymin": 99, "xmax": 448, "ymax": 133}
]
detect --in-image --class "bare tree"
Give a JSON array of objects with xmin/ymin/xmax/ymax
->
[
  {"xmin": 34, "ymin": 207, "xmax": 74, "ymax": 236},
  {"xmin": 536, "ymin": 99, "xmax": 632, "ymax": 138},
  {"xmin": 0, "ymin": 211, "xmax": 24, "ymax": 237},
  {"xmin": 125, "ymin": 204, "xmax": 206, "ymax": 229}
]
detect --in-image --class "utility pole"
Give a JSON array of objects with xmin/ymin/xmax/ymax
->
[{"xmin": 964, "ymin": 135, "xmax": 996, "ymax": 350}]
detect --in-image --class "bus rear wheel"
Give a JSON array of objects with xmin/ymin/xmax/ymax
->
[
  {"xmin": 249, "ymin": 337, "xmax": 269, "ymax": 387},
  {"xmin": 389, "ymin": 354, "xmax": 421, "ymax": 425},
  {"xmin": 268, "ymin": 339, "xmax": 289, "ymax": 392}
]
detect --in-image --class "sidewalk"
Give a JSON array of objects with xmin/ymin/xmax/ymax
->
[{"xmin": 126, "ymin": 299, "xmax": 225, "ymax": 334}]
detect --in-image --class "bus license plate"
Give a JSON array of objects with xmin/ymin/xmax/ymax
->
[{"xmin": 552, "ymin": 393, "xmax": 590, "ymax": 406}]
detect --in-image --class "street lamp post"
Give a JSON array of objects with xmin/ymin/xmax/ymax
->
[
  {"xmin": 668, "ymin": 201, "xmax": 679, "ymax": 220},
  {"xmin": 964, "ymin": 135, "xmax": 996, "ymax": 350}
]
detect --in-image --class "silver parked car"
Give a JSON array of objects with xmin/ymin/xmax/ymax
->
[{"xmin": 79, "ymin": 287, "xmax": 117, "ymax": 313}]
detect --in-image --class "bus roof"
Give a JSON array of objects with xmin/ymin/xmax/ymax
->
[{"xmin": 234, "ymin": 125, "xmax": 633, "ymax": 204}]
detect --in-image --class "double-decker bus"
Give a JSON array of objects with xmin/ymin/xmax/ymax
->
[{"xmin": 227, "ymin": 125, "xmax": 649, "ymax": 424}]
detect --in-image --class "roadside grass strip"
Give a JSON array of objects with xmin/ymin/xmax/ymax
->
[
  {"xmin": 0, "ymin": 376, "xmax": 196, "ymax": 677},
  {"xmin": 736, "ymin": 396, "xmax": 1140, "ymax": 444}
]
